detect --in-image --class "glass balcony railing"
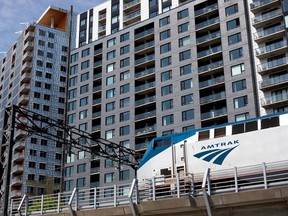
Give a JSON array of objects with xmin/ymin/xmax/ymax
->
[
  {"xmin": 251, "ymin": 0, "xmax": 277, "ymax": 9},
  {"xmin": 198, "ymin": 60, "xmax": 223, "ymax": 73},
  {"xmin": 93, "ymin": 73, "xmax": 102, "ymax": 79},
  {"xmin": 197, "ymin": 45, "xmax": 222, "ymax": 58},
  {"xmin": 195, "ymin": 17, "xmax": 219, "ymax": 30},
  {"xmin": 90, "ymin": 167, "xmax": 100, "ymax": 173},
  {"xmin": 93, "ymin": 98, "xmax": 101, "ymax": 105},
  {"xmin": 201, "ymin": 107, "xmax": 227, "ymax": 120},
  {"xmin": 93, "ymin": 86, "xmax": 101, "ymax": 92},
  {"xmin": 124, "ymin": 10, "xmax": 140, "ymax": 21},
  {"xmin": 195, "ymin": 3, "xmax": 218, "ymax": 16},
  {"xmin": 124, "ymin": 0, "xmax": 140, "ymax": 9},
  {"xmin": 252, "ymin": 9, "xmax": 281, "ymax": 24},
  {"xmin": 94, "ymin": 60, "xmax": 102, "ymax": 67},
  {"xmin": 199, "ymin": 76, "xmax": 224, "ymax": 88},
  {"xmin": 196, "ymin": 31, "xmax": 221, "ymax": 44},
  {"xmin": 261, "ymin": 73, "xmax": 288, "ymax": 88},
  {"xmin": 135, "ymin": 41, "xmax": 155, "ymax": 52},
  {"xmin": 135, "ymin": 81, "xmax": 155, "ymax": 92},
  {"xmin": 135, "ymin": 142, "xmax": 149, "ymax": 150},
  {"xmin": 135, "ymin": 28, "xmax": 154, "ymax": 39},
  {"xmin": 92, "ymin": 125, "xmax": 101, "ymax": 131},
  {"xmin": 257, "ymin": 57, "xmax": 288, "ymax": 72},
  {"xmin": 94, "ymin": 48, "xmax": 103, "ymax": 55},
  {"xmin": 135, "ymin": 95, "xmax": 156, "ymax": 106},
  {"xmin": 135, "ymin": 54, "xmax": 155, "ymax": 65},
  {"xmin": 92, "ymin": 111, "xmax": 101, "ymax": 118},
  {"xmin": 99, "ymin": 14, "xmax": 106, "ymax": 20},
  {"xmin": 135, "ymin": 110, "xmax": 156, "ymax": 121},
  {"xmin": 135, "ymin": 67, "xmax": 155, "ymax": 78},
  {"xmin": 98, "ymin": 25, "xmax": 106, "ymax": 31},
  {"xmin": 255, "ymin": 40, "xmax": 286, "ymax": 55},
  {"xmin": 254, "ymin": 25, "xmax": 284, "ymax": 39},
  {"xmin": 200, "ymin": 91, "xmax": 226, "ymax": 104},
  {"xmin": 135, "ymin": 125, "xmax": 156, "ymax": 135},
  {"xmin": 261, "ymin": 93, "xmax": 288, "ymax": 106}
]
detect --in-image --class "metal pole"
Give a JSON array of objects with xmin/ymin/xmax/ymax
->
[
  {"xmin": 94, "ymin": 187, "xmax": 97, "ymax": 209},
  {"xmin": 176, "ymin": 172, "xmax": 180, "ymax": 198},
  {"xmin": 263, "ymin": 162, "xmax": 267, "ymax": 189},
  {"xmin": 234, "ymin": 167, "xmax": 238, "ymax": 193},
  {"xmin": 152, "ymin": 177, "xmax": 156, "ymax": 201},
  {"xmin": 114, "ymin": 184, "xmax": 117, "ymax": 207}
]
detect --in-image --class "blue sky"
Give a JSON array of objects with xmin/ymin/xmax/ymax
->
[{"xmin": 0, "ymin": 0, "xmax": 106, "ymax": 58}]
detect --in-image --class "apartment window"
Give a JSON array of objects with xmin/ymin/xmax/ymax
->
[
  {"xmin": 120, "ymin": 111, "xmax": 130, "ymax": 122},
  {"xmin": 107, "ymin": 38, "xmax": 116, "ymax": 47},
  {"xmin": 234, "ymin": 96, "xmax": 248, "ymax": 108},
  {"xmin": 41, "ymin": 139, "xmax": 48, "ymax": 146},
  {"xmin": 105, "ymin": 159, "xmax": 113, "ymax": 168},
  {"xmin": 181, "ymin": 93, "xmax": 193, "ymax": 105},
  {"xmin": 31, "ymin": 137, "xmax": 37, "ymax": 144},
  {"xmin": 69, "ymin": 77, "xmax": 77, "ymax": 87},
  {"xmin": 61, "ymin": 56, "xmax": 67, "ymax": 62},
  {"xmin": 39, "ymin": 29, "xmax": 45, "ymax": 36},
  {"xmin": 178, "ymin": 8, "xmax": 189, "ymax": 20},
  {"xmin": 107, "ymin": 50, "xmax": 116, "ymax": 60},
  {"xmin": 120, "ymin": 57, "xmax": 130, "ymax": 68},
  {"xmin": 181, "ymin": 78, "xmax": 193, "ymax": 90},
  {"xmin": 106, "ymin": 102, "xmax": 115, "ymax": 111},
  {"xmin": 104, "ymin": 173, "xmax": 114, "ymax": 183},
  {"xmin": 80, "ymin": 97, "xmax": 88, "ymax": 107},
  {"xmin": 81, "ymin": 60, "xmax": 89, "ymax": 69},
  {"xmin": 225, "ymin": 4, "xmax": 238, "ymax": 16},
  {"xmin": 78, "ymin": 151, "xmax": 85, "ymax": 160},
  {"xmin": 161, "ymin": 56, "xmax": 171, "ymax": 67},
  {"xmin": 120, "ymin": 70, "xmax": 130, "ymax": 81},
  {"xmin": 162, "ymin": 130, "xmax": 174, "ymax": 136},
  {"xmin": 48, "ymin": 32, "xmax": 54, "ymax": 38},
  {"xmin": 36, "ymin": 70, "xmax": 42, "ymax": 77},
  {"xmin": 106, "ymin": 129, "xmax": 115, "ymax": 139},
  {"xmin": 227, "ymin": 18, "xmax": 240, "ymax": 31},
  {"xmin": 46, "ymin": 62, "xmax": 52, "ymax": 69},
  {"xmin": 119, "ymin": 170, "xmax": 130, "ymax": 181},
  {"xmin": 161, "ymin": 70, "xmax": 172, "ymax": 81},
  {"xmin": 37, "ymin": 50, "xmax": 44, "ymax": 56},
  {"xmin": 34, "ymin": 92, "xmax": 40, "ymax": 98},
  {"xmin": 120, "ymin": 97, "xmax": 130, "ymax": 108},
  {"xmin": 39, "ymin": 163, "xmax": 46, "ymax": 170},
  {"xmin": 162, "ymin": 99, "xmax": 173, "ymax": 110},
  {"xmin": 79, "ymin": 110, "xmax": 88, "ymax": 120},
  {"xmin": 111, "ymin": 15, "xmax": 119, "ymax": 24},
  {"xmin": 77, "ymin": 164, "xmax": 86, "ymax": 173},
  {"xmin": 230, "ymin": 48, "xmax": 243, "ymax": 60},
  {"xmin": 82, "ymin": 48, "xmax": 90, "ymax": 57},
  {"xmin": 44, "ymin": 94, "xmax": 50, "ymax": 100},
  {"xmin": 33, "ymin": 103, "xmax": 40, "ymax": 110},
  {"xmin": 120, "ymin": 45, "xmax": 130, "ymax": 55},
  {"xmin": 159, "ymin": 16, "xmax": 170, "ymax": 27},
  {"xmin": 43, "ymin": 105, "xmax": 50, "ymax": 111},
  {"xmin": 79, "ymin": 123, "xmax": 87, "ymax": 131},
  {"xmin": 48, "ymin": 42, "xmax": 54, "ymax": 48},
  {"xmin": 80, "ymin": 84, "xmax": 89, "ymax": 94},
  {"xmin": 28, "ymin": 174, "xmax": 35, "ymax": 180},
  {"xmin": 178, "ymin": 22, "xmax": 189, "ymax": 33},
  {"xmin": 68, "ymin": 113, "xmax": 76, "ymax": 124},
  {"xmin": 60, "ymin": 76, "xmax": 66, "ymax": 82},
  {"xmin": 120, "ymin": 32, "xmax": 129, "ymax": 42},
  {"xmin": 235, "ymin": 113, "xmax": 249, "ymax": 122},
  {"xmin": 107, "ymin": 63, "xmax": 115, "ymax": 72},
  {"xmin": 161, "ymin": 84, "xmax": 172, "ymax": 96},
  {"xmin": 228, "ymin": 33, "xmax": 241, "ymax": 45},
  {"xmin": 65, "ymin": 166, "xmax": 74, "ymax": 177},
  {"xmin": 38, "ymin": 40, "xmax": 45, "ymax": 46},
  {"xmin": 120, "ymin": 140, "xmax": 130, "ymax": 148},
  {"xmin": 105, "ymin": 115, "xmax": 115, "ymax": 125},
  {"xmin": 180, "ymin": 64, "xmax": 192, "ymax": 75},
  {"xmin": 231, "ymin": 63, "xmax": 245, "ymax": 76},
  {"xmin": 80, "ymin": 18, "xmax": 86, "ymax": 26},
  {"xmin": 120, "ymin": 126, "xmax": 130, "ymax": 136},
  {"xmin": 182, "ymin": 109, "xmax": 194, "ymax": 121},
  {"xmin": 120, "ymin": 84, "xmax": 130, "ymax": 94},
  {"xmin": 160, "ymin": 29, "xmax": 170, "ymax": 40},
  {"xmin": 36, "ymin": 60, "xmax": 43, "ymax": 67},
  {"xmin": 179, "ymin": 36, "xmax": 190, "ymax": 47},
  {"xmin": 182, "ymin": 125, "xmax": 195, "ymax": 132},
  {"xmin": 162, "ymin": 114, "xmax": 174, "ymax": 126},
  {"xmin": 106, "ymin": 75, "xmax": 115, "ymax": 85},
  {"xmin": 77, "ymin": 178, "xmax": 85, "ymax": 187},
  {"xmin": 29, "ymin": 162, "xmax": 36, "ymax": 168},
  {"xmin": 232, "ymin": 79, "xmax": 246, "ymax": 92},
  {"xmin": 81, "ymin": 72, "xmax": 89, "ymax": 81},
  {"xmin": 68, "ymin": 101, "xmax": 76, "ymax": 111},
  {"xmin": 179, "ymin": 50, "xmax": 191, "ymax": 61},
  {"xmin": 71, "ymin": 53, "xmax": 79, "ymax": 63},
  {"xmin": 40, "ymin": 151, "xmax": 47, "ymax": 158},
  {"xmin": 30, "ymin": 149, "xmax": 37, "ymax": 156},
  {"xmin": 65, "ymin": 180, "xmax": 73, "ymax": 191},
  {"xmin": 106, "ymin": 88, "xmax": 116, "ymax": 98},
  {"xmin": 160, "ymin": 43, "xmax": 171, "ymax": 54},
  {"xmin": 70, "ymin": 65, "xmax": 78, "ymax": 75}
]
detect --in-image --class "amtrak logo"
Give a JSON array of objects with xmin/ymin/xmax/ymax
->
[{"xmin": 194, "ymin": 140, "xmax": 239, "ymax": 165}]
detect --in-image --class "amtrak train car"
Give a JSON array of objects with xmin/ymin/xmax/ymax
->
[{"xmin": 137, "ymin": 113, "xmax": 288, "ymax": 181}]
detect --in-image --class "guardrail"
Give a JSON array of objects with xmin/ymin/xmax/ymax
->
[{"xmin": 12, "ymin": 160, "xmax": 288, "ymax": 215}]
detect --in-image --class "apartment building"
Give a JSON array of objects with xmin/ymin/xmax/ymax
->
[
  {"xmin": 66, "ymin": 0, "xmax": 288, "ymax": 190},
  {"xmin": 0, "ymin": 6, "xmax": 77, "ymax": 205}
]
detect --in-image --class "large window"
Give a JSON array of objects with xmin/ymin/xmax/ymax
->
[
  {"xmin": 160, "ymin": 29, "xmax": 170, "ymax": 40},
  {"xmin": 179, "ymin": 50, "xmax": 191, "ymax": 61},
  {"xmin": 231, "ymin": 63, "xmax": 245, "ymax": 76},
  {"xmin": 230, "ymin": 48, "xmax": 243, "ymax": 60},
  {"xmin": 162, "ymin": 99, "xmax": 173, "ymax": 110},
  {"xmin": 228, "ymin": 33, "xmax": 241, "ymax": 45},
  {"xmin": 160, "ymin": 43, "xmax": 171, "ymax": 54},
  {"xmin": 177, "ymin": 8, "xmax": 189, "ymax": 19},
  {"xmin": 120, "ymin": 125, "xmax": 130, "ymax": 136},
  {"xmin": 178, "ymin": 22, "xmax": 189, "ymax": 33},
  {"xmin": 161, "ymin": 70, "xmax": 172, "ymax": 82},
  {"xmin": 234, "ymin": 96, "xmax": 248, "ymax": 108},
  {"xmin": 162, "ymin": 114, "xmax": 174, "ymax": 126},
  {"xmin": 159, "ymin": 16, "xmax": 170, "ymax": 27},
  {"xmin": 227, "ymin": 18, "xmax": 240, "ymax": 31},
  {"xmin": 181, "ymin": 93, "xmax": 193, "ymax": 105},
  {"xmin": 232, "ymin": 79, "xmax": 246, "ymax": 92},
  {"xmin": 161, "ymin": 84, "xmax": 173, "ymax": 96},
  {"xmin": 225, "ymin": 4, "xmax": 238, "ymax": 16},
  {"xmin": 161, "ymin": 56, "xmax": 171, "ymax": 67},
  {"xmin": 182, "ymin": 109, "xmax": 194, "ymax": 121},
  {"xmin": 181, "ymin": 78, "xmax": 193, "ymax": 90}
]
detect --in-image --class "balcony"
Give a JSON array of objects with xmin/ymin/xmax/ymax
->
[
  {"xmin": 135, "ymin": 96, "xmax": 156, "ymax": 106},
  {"xmin": 199, "ymin": 76, "xmax": 224, "ymax": 89},
  {"xmin": 25, "ymin": 31, "xmax": 34, "ymax": 41},
  {"xmin": 260, "ymin": 73, "xmax": 288, "ymax": 90},
  {"xmin": 19, "ymin": 83, "xmax": 30, "ymax": 94},
  {"xmin": 13, "ymin": 152, "xmax": 25, "ymax": 162},
  {"xmin": 124, "ymin": 0, "xmax": 140, "ymax": 10},
  {"xmin": 93, "ymin": 86, "xmax": 102, "ymax": 92},
  {"xmin": 135, "ymin": 68, "xmax": 155, "ymax": 79},
  {"xmin": 195, "ymin": 3, "xmax": 218, "ymax": 17},
  {"xmin": 135, "ymin": 110, "xmax": 156, "ymax": 121},
  {"xmin": 135, "ymin": 125, "xmax": 156, "ymax": 136},
  {"xmin": 200, "ymin": 91, "xmax": 226, "ymax": 104},
  {"xmin": 135, "ymin": 41, "xmax": 155, "ymax": 53},
  {"xmin": 11, "ymin": 176, "xmax": 23, "ymax": 186},
  {"xmin": 23, "ymin": 41, "xmax": 33, "ymax": 52},
  {"xmin": 91, "ymin": 167, "xmax": 100, "ymax": 173},
  {"xmin": 135, "ymin": 54, "xmax": 155, "ymax": 66},
  {"xmin": 98, "ymin": 24, "xmax": 106, "ymax": 32},
  {"xmin": 135, "ymin": 142, "xmax": 149, "ymax": 150},
  {"xmin": 250, "ymin": 0, "xmax": 279, "ymax": 13},
  {"xmin": 93, "ymin": 73, "xmax": 102, "ymax": 80},
  {"xmin": 254, "ymin": 25, "xmax": 285, "ymax": 43},
  {"xmin": 13, "ymin": 140, "xmax": 25, "ymax": 151},
  {"xmin": 92, "ymin": 125, "xmax": 101, "ymax": 132},
  {"xmin": 94, "ymin": 60, "xmax": 102, "ymax": 68},
  {"xmin": 92, "ymin": 111, "xmax": 101, "ymax": 118},
  {"xmin": 135, "ymin": 28, "xmax": 154, "ymax": 40},
  {"xmin": 94, "ymin": 48, "xmax": 103, "ymax": 56},
  {"xmin": 197, "ymin": 45, "xmax": 222, "ymax": 59},
  {"xmin": 90, "ymin": 182, "xmax": 100, "ymax": 188},
  {"xmin": 196, "ymin": 31, "xmax": 221, "ymax": 45},
  {"xmin": 93, "ymin": 98, "xmax": 101, "ymax": 105},
  {"xmin": 198, "ymin": 60, "xmax": 223, "ymax": 74},
  {"xmin": 255, "ymin": 40, "xmax": 287, "ymax": 58},
  {"xmin": 124, "ymin": 10, "xmax": 140, "ymax": 21},
  {"xmin": 22, "ymin": 62, "xmax": 32, "ymax": 72},
  {"xmin": 12, "ymin": 164, "xmax": 24, "ymax": 174},
  {"xmin": 10, "ymin": 190, "xmax": 22, "ymax": 198},
  {"xmin": 201, "ymin": 107, "xmax": 227, "ymax": 120},
  {"xmin": 23, "ymin": 51, "xmax": 33, "ymax": 62},
  {"xmin": 98, "ymin": 13, "xmax": 106, "ymax": 21},
  {"xmin": 261, "ymin": 93, "xmax": 288, "ymax": 107},
  {"xmin": 195, "ymin": 17, "xmax": 219, "ymax": 31},
  {"xmin": 18, "ymin": 94, "xmax": 29, "ymax": 106},
  {"xmin": 252, "ymin": 9, "xmax": 282, "ymax": 28},
  {"xmin": 21, "ymin": 72, "xmax": 31, "ymax": 83},
  {"xmin": 135, "ymin": 81, "xmax": 155, "ymax": 92},
  {"xmin": 257, "ymin": 57, "xmax": 288, "ymax": 74}
]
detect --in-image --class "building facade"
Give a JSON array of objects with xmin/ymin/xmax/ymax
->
[
  {"xmin": 0, "ymin": 6, "xmax": 77, "ymax": 205},
  {"xmin": 65, "ymin": 0, "xmax": 288, "ymax": 190}
]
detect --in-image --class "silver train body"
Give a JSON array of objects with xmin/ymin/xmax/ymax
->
[{"xmin": 137, "ymin": 113, "xmax": 288, "ymax": 182}]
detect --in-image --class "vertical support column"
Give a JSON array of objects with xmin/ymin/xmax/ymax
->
[
  {"xmin": 94, "ymin": 187, "xmax": 97, "ymax": 209},
  {"xmin": 234, "ymin": 167, "xmax": 238, "ymax": 193},
  {"xmin": 41, "ymin": 195, "xmax": 44, "ymax": 215},
  {"xmin": 190, "ymin": 173, "xmax": 195, "ymax": 196},
  {"xmin": 57, "ymin": 193, "xmax": 61, "ymax": 213},
  {"xmin": 25, "ymin": 196, "xmax": 28, "ymax": 216},
  {"xmin": 114, "ymin": 184, "xmax": 117, "ymax": 207},
  {"xmin": 152, "ymin": 177, "xmax": 156, "ymax": 201},
  {"xmin": 263, "ymin": 162, "xmax": 267, "ymax": 189}
]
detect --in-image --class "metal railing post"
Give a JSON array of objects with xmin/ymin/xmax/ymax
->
[
  {"xmin": 234, "ymin": 167, "xmax": 238, "ymax": 193},
  {"xmin": 25, "ymin": 196, "xmax": 28, "ymax": 216},
  {"xmin": 202, "ymin": 168, "xmax": 212, "ymax": 216},
  {"xmin": 176, "ymin": 172, "xmax": 180, "ymax": 198},
  {"xmin": 114, "ymin": 184, "xmax": 117, "ymax": 207},
  {"xmin": 57, "ymin": 193, "xmax": 61, "ymax": 213},
  {"xmin": 41, "ymin": 195, "xmax": 44, "ymax": 214},
  {"xmin": 9, "ymin": 198, "xmax": 13, "ymax": 216},
  {"xmin": 94, "ymin": 187, "xmax": 97, "ymax": 209},
  {"xmin": 68, "ymin": 187, "xmax": 78, "ymax": 214},
  {"xmin": 263, "ymin": 162, "xmax": 268, "ymax": 189},
  {"xmin": 128, "ymin": 179, "xmax": 138, "ymax": 216},
  {"xmin": 152, "ymin": 177, "xmax": 156, "ymax": 201},
  {"xmin": 190, "ymin": 173, "xmax": 195, "ymax": 196}
]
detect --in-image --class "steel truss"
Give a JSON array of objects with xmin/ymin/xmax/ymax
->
[{"xmin": 0, "ymin": 105, "xmax": 139, "ymax": 215}]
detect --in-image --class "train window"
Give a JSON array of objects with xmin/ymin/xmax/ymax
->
[
  {"xmin": 214, "ymin": 127, "xmax": 226, "ymax": 138},
  {"xmin": 232, "ymin": 123, "xmax": 244, "ymax": 135},
  {"xmin": 160, "ymin": 168, "xmax": 171, "ymax": 176},
  {"xmin": 153, "ymin": 138, "xmax": 171, "ymax": 149},
  {"xmin": 245, "ymin": 121, "xmax": 257, "ymax": 132},
  {"xmin": 198, "ymin": 130, "xmax": 209, "ymax": 141},
  {"xmin": 261, "ymin": 117, "xmax": 279, "ymax": 129}
]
